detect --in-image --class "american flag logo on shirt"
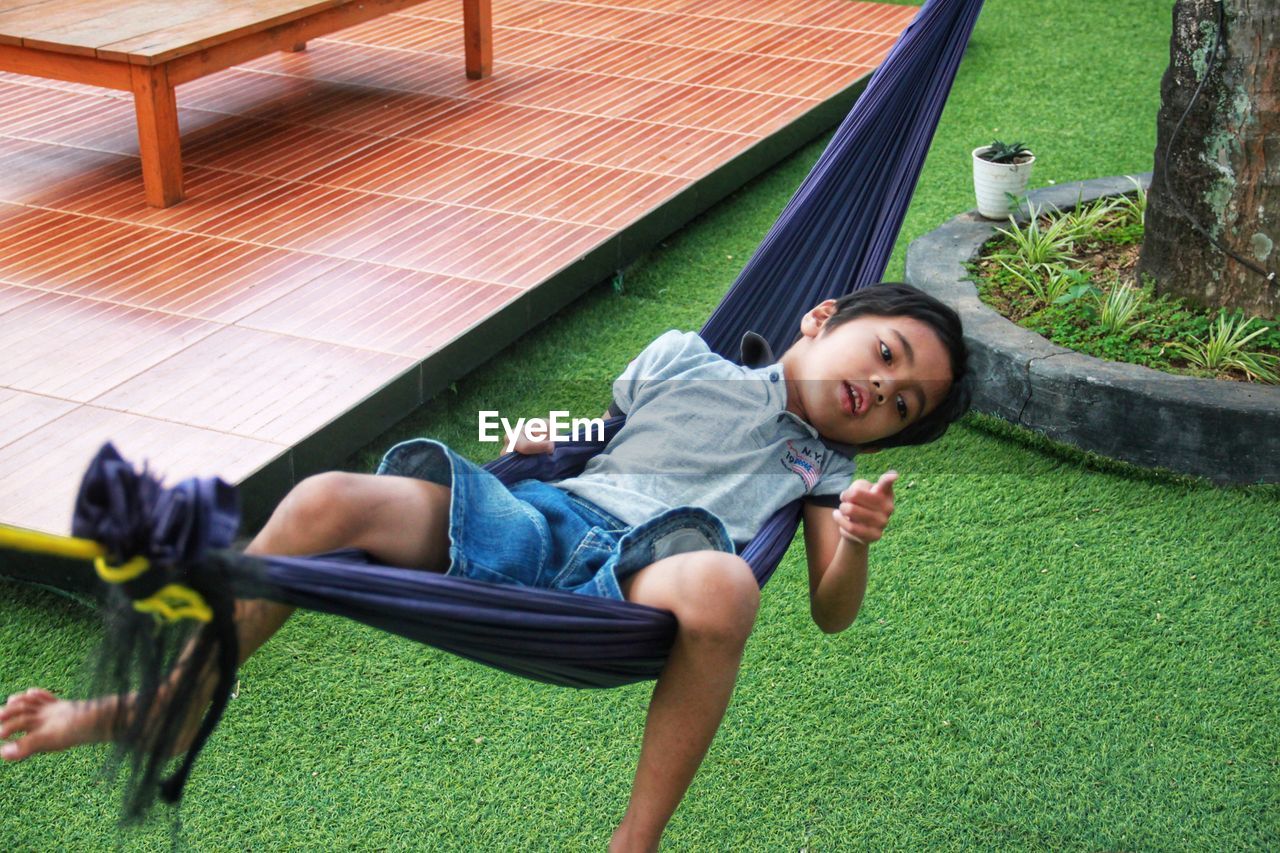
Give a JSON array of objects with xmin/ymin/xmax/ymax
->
[{"xmin": 781, "ymin": 440, "xmax": 824, "ymax": 491}]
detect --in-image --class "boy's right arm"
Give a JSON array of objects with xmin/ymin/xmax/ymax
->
[{"xmin": 802, "ymin": 471, "xmax": 897, "ymax": 633}]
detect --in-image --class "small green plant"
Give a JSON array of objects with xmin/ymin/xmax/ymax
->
[
  {"xmin": 1174, "ymin": 313, "xmax": 1280, "ymax": 382},
  {"xmin": 1000, "ymin": 261, "xmax": 1089, "ymax": 305},
  {"xmin": 990, "ymin": 203, "xmax": 1076, "ymax": 270},
  {"xmin": 1094, "ymin": 284, "xmax": 1151, "ymax": 336},
  {"xmin": 1114, "ymin": 176, "xmax": 1148, "ymax": 228},
  {"xmin": 1054, "ymin": 280, "xmax": 1102, "ymax": 305},
  {"xmin": 1061, "ymin": 195, "xmax": 1122, "ymax": 243},
  {"xmin": 979, "ymin": 139, "xmax": 1033, "ymax": 164}
]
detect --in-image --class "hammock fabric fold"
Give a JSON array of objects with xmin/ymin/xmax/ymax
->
[{"xmin": 9, "ymin": 0, "xmax": 986, "ymax": 817}]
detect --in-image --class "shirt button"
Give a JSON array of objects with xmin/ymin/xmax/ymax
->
[{"xmin": 769, "ymin": 372, "xmax": 779, "ymax": 382}]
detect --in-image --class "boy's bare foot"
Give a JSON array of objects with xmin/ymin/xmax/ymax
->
[{"xmin": 0, "ymin": 688, "xmax": 116, "ymax": 762}]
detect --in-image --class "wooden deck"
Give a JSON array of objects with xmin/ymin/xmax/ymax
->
[{"xmin": 0, "ymin": 0, "xmax": 916, "ymax": 537}]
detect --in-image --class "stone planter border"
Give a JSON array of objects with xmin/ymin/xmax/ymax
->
[{"xmin": 904, "ymin": 174, "xmax": 1280, "ymax": 485}]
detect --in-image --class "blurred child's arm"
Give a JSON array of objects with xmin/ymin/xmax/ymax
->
[{"xmin": 802, "ymin": 471, "xmax": 898, "ymax": 634}]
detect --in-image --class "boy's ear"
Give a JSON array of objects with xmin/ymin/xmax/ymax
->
[{"xmin": 800, "ymin": 299, "xmax": 839, "ymax": 338}]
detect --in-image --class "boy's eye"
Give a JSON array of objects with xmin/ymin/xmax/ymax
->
[
  {"xmin": 879, "ymin": 341, "xmax": 892, "ymax": 363},
  {"xmin": 896, "ymin": 396, "xmax": 908, "ymax": 419}
]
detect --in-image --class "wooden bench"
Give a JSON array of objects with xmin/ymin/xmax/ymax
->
[{"xmin": 0, "ymin": 0, "xmax": 492, "ymax": 207}]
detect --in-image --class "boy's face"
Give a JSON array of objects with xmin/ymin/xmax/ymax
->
[{"xmin": 782, "ymin": 303, "xmax": 954, "ymax": 448}]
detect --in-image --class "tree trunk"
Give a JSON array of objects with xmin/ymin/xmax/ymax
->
[{"xmin": 1138, "ymin": 0, "xmax": 1278, "ymax": 317}]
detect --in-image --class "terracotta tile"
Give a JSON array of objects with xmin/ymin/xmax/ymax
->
[
  {"xmin": 38, "ymin": 235, "xmax": 345, "ymax": 322},
  {"xmin": 0, "ymin": 405, "xmax": 283, "ymax": 534},
  {"xmin": 397, "ymin": 98, "xmax": 601, "ymax": 157},
  {"xmin": 323, "ymin": 12, "xmax": 458, "ymax": 54},
  {"xmin": 239, "ymin": 40, "xmax": 481, "ymax": 100},
  {"xmin": 799, "ymin": 2, "xmax": 921, "ymax": 34},
  {"xmin": 499, "ymin": 1, "xmax": 653, "ymax": 39},
  {"xmin": 0, "ymin": 292, "xmax": 220, "ymax": 402},
  {"xmin": 0, "ymin": 213, "xmax": 141, "ymax": 287},
  {"xmin": 181, "ymin": 116, "xmax": 388, "ymax": 182},
  {"xmin": 93, "ymin": 325, "xmax": 416, "ymax": 445},
  {"xmin": 468, "ymin": 160, "xmax": 688, "ymax": 228},
  {"xmin": 545, "ymin": 120, "xmax": 754, "ymax": 178},
  {"xmin": 0, "ymin": 387, "xmax": 78, "ymax": 451},
  {"xmin": 178, "ymin": 67, "xmax": 321, "ymax": 115},
  {"xmin": 621, "ymin": 84, "xmax": 812, "ymax": 135},
  {"xmin": 300, "ymin": 137, "xmax": 685, "ymax": 226},
  {"xmin": 0, "ymin": 136, "xmax": 140, "ymax": 206},
  {"xmin": 750, "ymin": 29, "xmax": 896, "ymax": 65},
  {"xmin": 246, "ymin": 187, "xmax": 432, "ymax": 257},
  {"xmin": 358, "ymin": 205, "xmax": 609, "ymax": 286},
  {"xmin": 0, "ymin": 281, "xmax": 43, "ymax": 315},
  {"xmin": 0, "ymin": 71, "xmax": 124, "ymax": 101},
  {"xmin": 236, "ymin": 260, "xmax": 522, "ymax": 357},
  {"xmin": 301, "ymin": 138, "xmax": 522, "ymax": 200},
  {"xmin": 48, "ymin": 166, "xmax": 282, "ymax": 232},
  {"xmin": 228, "ymin": 75, "xmax": 463, "ymax": 138}
]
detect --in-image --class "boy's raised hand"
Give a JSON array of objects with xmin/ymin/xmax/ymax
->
[
  {"xmin": 832, "ymin": 470, "xmax": 898, "ymax": 545},
  {"xmin": 504, "ymin": 434, "xmax": 555, "ymax": 456}
]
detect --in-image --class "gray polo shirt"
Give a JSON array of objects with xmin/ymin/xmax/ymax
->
[{"xmin": 556, "ymin": 330, "xmax": 857, "ymax": 543}]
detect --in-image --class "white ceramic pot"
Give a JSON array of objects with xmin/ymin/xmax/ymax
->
[{"xmin": 972, "ymin": 146, "xmax": 1035, "ymax": 219}]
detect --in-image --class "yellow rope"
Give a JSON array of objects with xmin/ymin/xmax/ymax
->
[
  {"xmin": 93, "ymin": 554, "xmax": 150, "ymax": 583},
  {"xmin": 134, "ymin": 584, "xmax": 214, "ymax": 623},
  {"xmin": 0, "ymin": 524, "xmax": 212, "ymax": 624},
  {"xmin": 0, "ymin": 524, "xmax": 105, "ymax": 562}
]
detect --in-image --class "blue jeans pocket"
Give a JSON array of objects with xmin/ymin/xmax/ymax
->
[{"xmin": 550, "ymin": 526, "xmax": 616, "ymax": 589}]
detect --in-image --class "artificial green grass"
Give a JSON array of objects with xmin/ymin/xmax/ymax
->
[{"xmin": 4, "ymin": 0, "xmax": 1278, "ymax": 848}]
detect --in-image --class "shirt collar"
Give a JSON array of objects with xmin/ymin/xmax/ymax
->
[{"xmin": 739, "ymin": 330, "xmax": 776, "ymax": 368}]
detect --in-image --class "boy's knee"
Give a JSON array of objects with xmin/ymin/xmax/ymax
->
[
  {"xmin": 276, "ymin": 472, "xmax": 365, "ymax": 542},
  {"xmin": 676, "ymin": 553, "xmax": 759, "ymax": 645}
]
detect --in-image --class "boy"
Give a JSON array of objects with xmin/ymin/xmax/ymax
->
[{"xmin": 1, "ymin": 283, "xmax": 968, "ymax": 851}]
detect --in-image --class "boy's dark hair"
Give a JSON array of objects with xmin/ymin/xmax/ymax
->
[{"xmin": 821, "ymin": 282, "xmax": 971, "ymax": 450}]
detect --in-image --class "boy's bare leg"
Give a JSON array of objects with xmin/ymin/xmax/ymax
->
[
  {"xmin": 1, "ymin": 473, "xmax": 451, "ymax": 763},
  {"xmin": 610, "ymin": 551, "xmax": 761, "ymax": 853}
]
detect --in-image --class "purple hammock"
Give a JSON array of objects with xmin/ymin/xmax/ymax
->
[{"xmin": 60, "ymin": 0, "xmax": 986, "ymax": 816}]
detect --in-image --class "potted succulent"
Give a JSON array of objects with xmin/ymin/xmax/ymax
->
[{"xmin": 972, "ymin": 139, "xmax": 1035, "ymax": 219}]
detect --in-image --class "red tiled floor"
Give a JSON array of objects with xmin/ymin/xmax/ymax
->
[
  {"xmin": 0, "ymin": 406, "xmax": 283, "ymax": 535},
  {"xmin": 92, "ymin": 325, "xmax": 417, "ymax": 445},
  {"xmin": 0, "ymin": 388, "xmax": 78, "ymax": 449},
  {"xmin": 236, "ymin": 260, "xmax": 519, "ymax": 357},
  {"xmin": 0, "ymin": 292, "xmax": 219, "ymax": 401},
  {"xmin": 0, "ymin": 0, "xmax": 912, "ymax": 533}
]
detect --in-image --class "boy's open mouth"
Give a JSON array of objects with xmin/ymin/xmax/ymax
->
[{"xmin": 842, "ymin": 381, "xmax": 866, "ymax": 417}]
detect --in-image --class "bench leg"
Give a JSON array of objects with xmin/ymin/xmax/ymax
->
[
  {"xmin": 129, "ymin": 63, "xmax": 183, "ymax": 207},
  {"xmin": 463, "ymin": 0, "xmax": 492, "ymax": 79}
]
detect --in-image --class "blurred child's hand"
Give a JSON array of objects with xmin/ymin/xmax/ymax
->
[
  {"xmin": 832, "ymin": 470, "xmax": 898, "ymax": 545},
  {"xmin": 505, "ymin": 434, "xmax": 555, "ymax": 456}
]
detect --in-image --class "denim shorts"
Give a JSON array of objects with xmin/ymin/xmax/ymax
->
[{"xmin": 376, "ymin": 439, "xmax": 734, "ymax": 601}]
